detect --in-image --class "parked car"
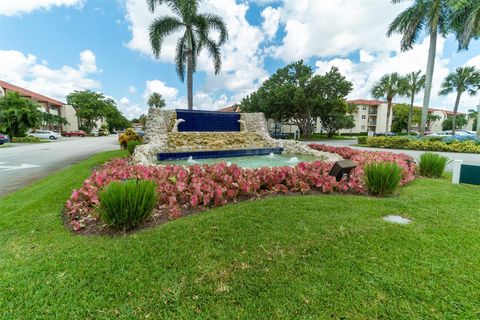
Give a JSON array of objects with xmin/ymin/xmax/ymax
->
[
  {"xmin": 62, "ymin": 130, "xmax": 86, "ymax": 137},
  {"xmin": 134, "ymin": 129, "xmax": 145, "ymax": 137},
  {"xmin": 456, "ymin": 129, "xmax": 476, "ymax": 135},
  {"xmin": 374, "ymin": 132, "xmax": 397, "ymax": 137},
  {"xmin": 269, "ymin": 131, "xmax": 289, "ymax": 139},
  {"xmin": 98, "ymin": 128, "xmax": 110, "ymax": 136},
  {"xmin": 28, "ymin": 130, "xmax": 61, "ymax": 140},
  {"xmin": 0, "ymin": 133, "xmax": 10, "ymax": 145}
]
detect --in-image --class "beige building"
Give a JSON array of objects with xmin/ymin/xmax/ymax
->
[{"xmin": 0, "ymin": 80, "xmax": 79, "ymax": 132}]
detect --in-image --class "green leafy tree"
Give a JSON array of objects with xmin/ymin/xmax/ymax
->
[
  {"xmin": 442, "ymin": 114, "xmax": 468, "ymax": 130},
  {"xmin": 240, "ymin": 61, "xmax": 353, "ymax": 137},
  {"xmin": 450, "ymin": 0, "xmax": 480, "ymax": 49},
  {"xmin": 105, "ymin": 107, "xmax": 131, "ymax": 131},
  {"xmin": 388, "ymin": 0, "xmax": 452, "ymax": 136},
  {"xmin": 401, "ymin": 70, "xmax": 426, "ymax": 134},
  {"xmin": 42, "ymin": 113, "xmax": 68, "ymax": 131},
  {"xmin": 439, "ymin": 66, "xmax": 480, "ymax": 134},
  {"xmin": 147, "ymin": 0, "xmax": 228, "ymax": 110},
  {"xmin": 371, "ymin": 73, "xmax": 404, "ymax": 134},
  {"xmin": 0, "ymin": 92, "xmax": 44, "ymax": 138},
  {"xmin": 66, "ymin": 90, "xmax": 118, "ymax": 133},
  {"xmin": 147, "ymin": 92, "xmax": 166, "ymax": 108},
  {"xmin": 139, "ymin": 114, "xmax": 148, "ymax": 129}
]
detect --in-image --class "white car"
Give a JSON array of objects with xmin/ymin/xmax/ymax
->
[{"xmin": 28, "ymin": 130, "xmax": 62, "ymax": 140}]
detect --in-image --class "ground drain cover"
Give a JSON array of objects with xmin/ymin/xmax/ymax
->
[{"xmin": 383, "ymin": 215, "xmax": 411, "ymax": 224}]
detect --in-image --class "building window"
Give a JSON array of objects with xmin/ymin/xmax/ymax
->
[
  {"xmin": 361, "ymin": 125, "xmax": 366, "ymax": 130},
  {"xmin": 362, "ymin": 106, "xmax": 367, "ymax": 110},
  {"xmin": 361, "ymin": 115, "xmax": 366, "ymax": 119}
]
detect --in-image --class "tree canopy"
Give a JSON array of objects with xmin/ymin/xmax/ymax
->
[
  {"xmin": 66, "ymin": 90, "xmax": 130, "ymax": 133},
  {"xmin": 240, "ymin": 61, "xmax": 353, "ymax": 137}
]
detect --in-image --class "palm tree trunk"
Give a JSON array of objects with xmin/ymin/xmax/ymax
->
[
  {"xmin": 451, "ymin": 91, "xmax": 462, "ymax": 135},
  {"xmin": 420, "ymin": 27, "xmax": 438, "ymax": 136},
  {"xmin": 385, "ymin": 99, "xmax": 392, "ymax": 135},
  {"xmin": 408, "ymin": 93, "xmax": 414, "ymax": 135},
  {"xmin": 187, "ymin": 50, "xmax": 193, "ymax": 110},
  {"xmin": 477, "ymin": 100, "xmax": 480, "ymax": 138}
]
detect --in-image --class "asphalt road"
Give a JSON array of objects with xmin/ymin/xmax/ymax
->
[
  {"xmin": 0, "ymin": 136, "xmax": 119, "ymax": 196},
  {"xmin": 305, "ymin": 139, "xmax": 480, "ymax": 171}
]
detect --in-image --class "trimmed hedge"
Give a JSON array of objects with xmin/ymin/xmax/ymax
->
[
  {"xmin": 357, "ymin": 136, "xmax": 368, "ymax": 144},
  {"xmin": 11, "ymin": 137, "xmax": 41, "ymax": 143},
  {"xmin": 365, "ymin": 136, "xmax": 480, "ymax": 154}
]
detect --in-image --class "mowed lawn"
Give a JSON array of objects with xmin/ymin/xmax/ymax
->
[{"xmin": 1, "ymin": 151, "xmax": 480, "ymax": 319}]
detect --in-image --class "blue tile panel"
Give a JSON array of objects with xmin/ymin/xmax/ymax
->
[
  {"xmin": 459, "ymin": 164, "xmax": 480, "ymax": 186},
  {"xmin": 157, "ymin": 148, "xmax": 284, "ymax": 161},
  {"xmin": 176, "ymin": 109, "xmax": 240, "ymax": 132}
]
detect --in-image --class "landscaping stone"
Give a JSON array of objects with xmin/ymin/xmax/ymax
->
[{"xmin": 383, "ymin": 215, "xmax": 411, "ymax": 224}]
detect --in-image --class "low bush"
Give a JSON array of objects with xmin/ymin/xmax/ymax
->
[
  {"xmin": 366, "ymin": 136, "xmax": 412, "ymax": 149},
  {"xmin": 419, "ymin": 153, "xmax": 450, "ymax": 178},
  {"xmin": 66, "ymin": 145, "xmax": 416, "ymax": 231},
  {"xmin": 98, "ymin": 180, "xmax": 158, "ymax": 230},
  {"xmin": 363, "ymin": 162, "xmax": 403, "ymax": 196},
  {"xmin": 127, "ymin": 140, "xmax": 141, "ymax": 155},
  {"xmin": 119, "ymin": 128, "xmax": 141, "ymax": 149},
  {"xmin": 364, "ymin": 136, "xmax": 480, "ymax": 153},
  {"xmin": 11, "ymin": 137, "xmax": 41, "ymax": 143},
  {"xmin": 357, "ymin": 136, "xmax": 368, "ymax": 144}
]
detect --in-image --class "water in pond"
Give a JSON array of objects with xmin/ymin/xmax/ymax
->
[{"xmin": 157, "ymin": 154, "xmax": 320, "ymax": 169}]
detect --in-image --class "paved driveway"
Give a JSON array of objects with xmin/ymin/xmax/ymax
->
[
  {"xmin": 304, "ymin": 139, "xmax": 480, "ymax": 171},
  {"xmin": 0, "ymin": 136, "xmax": 119, "ymax": 196}
]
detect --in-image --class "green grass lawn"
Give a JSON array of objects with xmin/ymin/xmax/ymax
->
[{"xmin": 1, "ymin": 151, "xmax": 480, "ymax": 319}]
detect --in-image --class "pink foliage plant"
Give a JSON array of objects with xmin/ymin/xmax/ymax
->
[{"xmin": 66, "ymin": 145, "xmax": 416, "ymax": 230}]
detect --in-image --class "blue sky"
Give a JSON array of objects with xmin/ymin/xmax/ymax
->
[{"xmin": 0, "ymin": 0, "xmax": 479, "ymax": 119}]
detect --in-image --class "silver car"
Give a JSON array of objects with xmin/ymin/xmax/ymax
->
[{"xmin": 28, "ymin": 130, "xmax": 62, "ymax": 140}]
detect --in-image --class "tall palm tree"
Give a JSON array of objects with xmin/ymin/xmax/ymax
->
[
  {"xmin": 402, "ymin": 70, "xmax": 426, "ymax": 134},
  {"xmin": 148, "ymin": 92, "xmax": 166, "ymax": 108},
  {"xmin": 450, "ymin": 0, "xmax": 480, "ymax": 49},
  {"xmin": 388, "ymin": 0, "xmax": 451, "ymax": 136},
  {"xmin": 439, "ymin": 66, "xmax": 480, "ymax": 135},
  {"xmin": 147, "ymin": 0, "xmax": 228, "ymax": 110},
  {"xmin": 371, "ymin": 73, "xmax": 404, "ymax": 135}
]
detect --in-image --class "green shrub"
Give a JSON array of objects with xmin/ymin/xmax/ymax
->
[
  {"xmin": 419, "ymin": 153, "xmax": 450, "ymax": 178},
  {"xmin": 366, "ymin": 136, "xmax": 412, "ymax": 149},
  {"xmin": 11, "ymin": 137, "xmax": 41, "ymax": 143},
  {"xmin": 127, "ymin": 140, "xmax": 141, "ymax": 155},
  {"xmin": 357, "ymin": 136, "xmax": 368, "ymax": 144},
  {"xmin": 98, "ymin": 180, "xmax": 158, "ymax": 230},
  {"xmin": 365, "ymin": 136, "xmax": 480, "ymax": 153},
  {"xmin": 119, "ymin": 128, "xmax": 141, "ymax": 149},
  {"xmin": 363, "ymin": 162, "xmax": 403, "ymax": 196}
]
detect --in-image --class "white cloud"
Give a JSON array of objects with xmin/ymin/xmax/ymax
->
[
  {"xmin": 0, "ymin": 49, "xmax": 101, "ymax": 102},
  {"xmin": 125, "ymin": 0, "xmax": 269, "ymax": 99},
  {"xmin": 143, "ymin": 80, "xmax": 178, "ymax": 102},
  {"xmin": 271, "ymin": 0, "xmax": 408, "ymax": 61},
  {"xmin": 313, "ymin": 37, "xmax": 480, "ymax": 113},
  {"xmin": 261, "ymin": 6, "xmax": 281, "ymax": 40},
  {"xmin": 128, "ymin": 85, "xmax": 137, "ymax": 93},
  {"xmin": 0, "ymin": 0, "xmax": 84, "ymax": 16},
  {"xmin": 117, "ymin": 96, "xmax": 144, "ymax": 119}
]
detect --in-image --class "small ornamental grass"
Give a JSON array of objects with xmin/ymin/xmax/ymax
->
[
  {"xmin": 127, "ymin": 140, "xmax": 141, "ymax": 155},
  {"xmin": 419, "ymin": 152, "xmax": 450, "ymax": 178},
  {"xmin": 98, "ymin": 179, "xmax": 158, "ymax": 230},
  {"xmin": 363, "ymin": 162, "xmax": 403, "ymax": 196}
]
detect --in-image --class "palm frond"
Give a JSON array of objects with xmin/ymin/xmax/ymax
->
[
  {"xmin": 203, "ymin": 37, "xmax": 222, "ymax": 74},
  {"xmin": 149, "ymin": 16, "xmax": 184, "ymax": 58},
  {"xmin": 175, "ymin": 32, "xmax": 187, "ymax": 82},
  {"xmin": 387, "ymin": 2, "xmax": 427, "ymax": 51}
]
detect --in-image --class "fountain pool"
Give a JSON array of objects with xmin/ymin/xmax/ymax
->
[{"xmin": 157, "ymin": 153, "xmax": 320, "ymax": 169}]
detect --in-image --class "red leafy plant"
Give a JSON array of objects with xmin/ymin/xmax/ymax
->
[{"xmin": 66, "ymin": 144, "xmax": 416, "ymax": 231}]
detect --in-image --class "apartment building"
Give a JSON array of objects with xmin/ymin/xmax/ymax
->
[{"xmin": 0, "ymin": 80, "xmax": 79, "ymax": 132}]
